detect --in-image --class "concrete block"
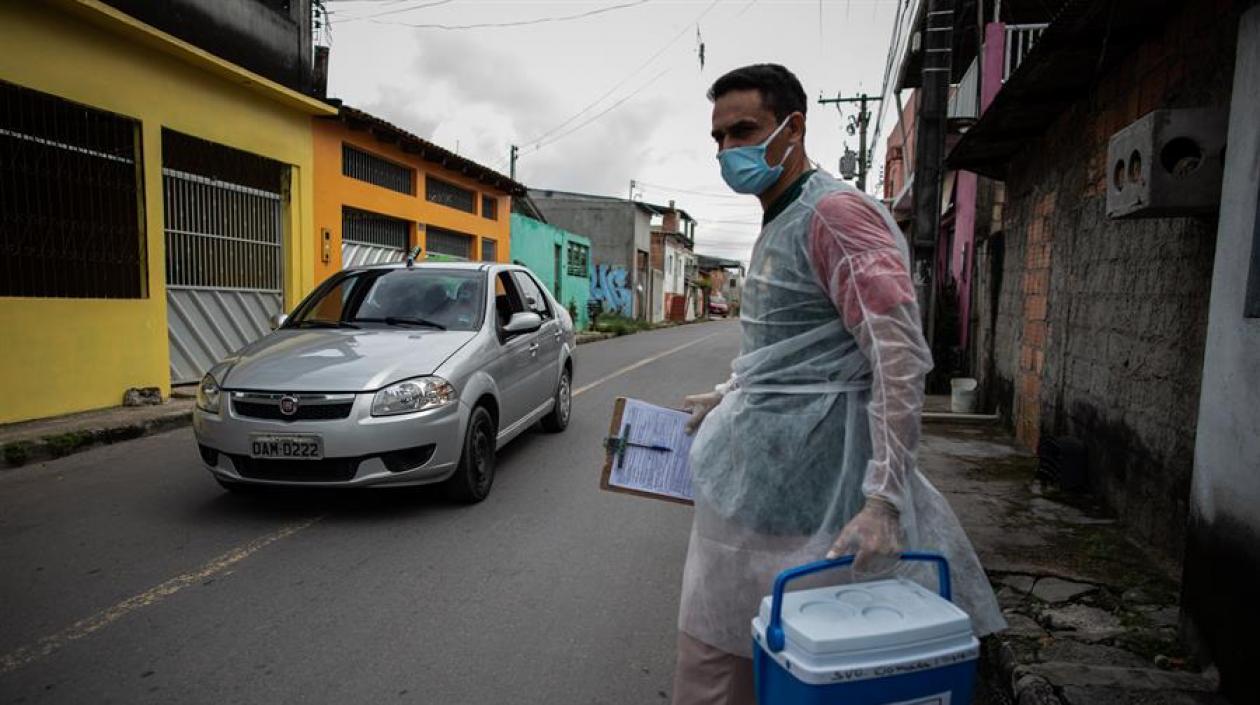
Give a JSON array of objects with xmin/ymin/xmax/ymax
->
[
  {"xmin": 1032, "ymin": 577, "xmax": 1098, "ymax": 604},
  {"xmin": 1027, "ymin": 662, "xmax": 1220, "ymax": 692},
  {"xmin": 1043, "ymin": 605, "xmax": 1126, "ymax": 642},
  {"xmin": 1037, "ymin": 640, "xmax": 1150, "ymax": 669},
  {"xmin": 1059, "ymin": 686, "xmax": 1230, "ymax": 705},
  {"xmin": 1107, "ymin": 108, "xmax": 1228, "ymax": 219},
  {"xmin": 1004, "ymin": 612, "xmax": 1048, "ymax": 639}
]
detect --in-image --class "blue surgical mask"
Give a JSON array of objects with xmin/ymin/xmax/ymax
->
[{"xmin": 716, "ymin": 117, "xmax": 796, "ymax": 195}]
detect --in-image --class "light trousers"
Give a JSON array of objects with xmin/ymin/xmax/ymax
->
[{"xmin": 671, "ymin": 630, "xmax": 757, "ymax": 705}]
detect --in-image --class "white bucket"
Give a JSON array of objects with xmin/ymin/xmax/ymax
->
[{"xmin": 950, "ymin": 377, "xmax": 979, "ymax": 414}]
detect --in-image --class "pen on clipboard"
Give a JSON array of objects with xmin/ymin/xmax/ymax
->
[{"xmin": 604, "ymin": 423, "xmax": 672, "ymax": 469}]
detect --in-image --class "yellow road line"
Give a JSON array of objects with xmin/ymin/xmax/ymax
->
[
  {"xmin": 573, "ymin": 330, "xmax": 723, "ymax": 398},
  {"xmin": 0, "ymin": 516, "xmax": 323, "ymax": 675}
]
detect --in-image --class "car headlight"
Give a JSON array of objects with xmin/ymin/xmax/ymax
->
[
  {"xmin": 197, "ymin": 373, "xmax": 221, "ymax": 414},
  {"xmin": 371, "ymin": 376, "xmax": 457, "ymax": 417}
]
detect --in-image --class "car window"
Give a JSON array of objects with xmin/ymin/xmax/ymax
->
[
  {"xmin": 290, "ymin": 269, "xmax": 485, "ymax": 332},
  {"xmin": 308, "ymin": 277, "xmax": 354, "ymax": 321},
  {"xmin": 495, "ymin": 271, "xmax": 525, "ymax": 329},
  {"xmin": 511, "ymin": 271, "xmax": 552, "ymax": 320}
]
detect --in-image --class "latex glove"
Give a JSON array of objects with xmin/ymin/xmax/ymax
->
[
  {"xmin": 826, "ymin": 498, "xmax": 904, "ymax": 576},
  {"xmin": 682, "ymin": 392, "xmax": 722, "ymax": 435}
]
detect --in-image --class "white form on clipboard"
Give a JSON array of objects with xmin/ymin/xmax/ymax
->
[{"xmin": 601, "ymin": 397, "xmax": 695, "ymax": 504}]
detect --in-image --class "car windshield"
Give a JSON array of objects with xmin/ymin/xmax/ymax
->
[{"xmin": 289, "ymin": 269, "xmax": 486, "ymax": 332}]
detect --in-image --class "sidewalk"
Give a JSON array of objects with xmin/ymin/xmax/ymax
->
[
  {"xmin": 0, "ymin": 395, "xmax": 196, "ymax": 468},
  {"xmin": 921, "ymin": 421, "xmax": 1225, "ymax": 705}
]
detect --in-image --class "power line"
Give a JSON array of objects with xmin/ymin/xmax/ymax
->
[
  {"xmin": 332, "ymin": 0, "xmax": 455, "ymax": 23},
  {"xmin": 870, "ymin": 0, "xmax": 915, "ymax": 168},
  {"xmin": 525, "ymin": 67, "xmax": 672, "ymax": 154},
  {"xmin": 635, "ymin": 180, "xmax": 742, "ymax": 200},
  {"xmin": 360, "ymin": 0, "xmax": 651, "ymax": 30},
  {"xmin": 489, "ymin": 64, "xmax": 676, "ymax": 172},
  {"xmin": 518, "ymin": 0, "xmax": 721, "ymax": 149}
]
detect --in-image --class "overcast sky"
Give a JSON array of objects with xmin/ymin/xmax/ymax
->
[{"xmin": 324, "ymin": 0, "xmax": 901, "ymax": 264}]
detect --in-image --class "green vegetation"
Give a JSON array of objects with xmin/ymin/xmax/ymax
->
[
  {"xmin": 592, "ymin": 313, "xmax": 654, "ymax": 336},
  {"xmin": 3, "ymin": 441, "xmax": 33, "ymax": 466},
  {"xmin": 46, "ymin": 431, "xmax": 95, "ymax": 458}
]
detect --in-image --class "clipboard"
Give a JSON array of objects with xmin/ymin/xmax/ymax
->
[{"xmin": 600, "ymin": 397, "xmax": 695, "ymax": 506}]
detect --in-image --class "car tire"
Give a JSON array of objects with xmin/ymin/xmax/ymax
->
[
  {"xmin": 540, "ymin": 367, "xmax": 572, "ymax": 433},
  {"xmin": 443, "ymin": 405, "xmax": 497, "ymax": 503}
]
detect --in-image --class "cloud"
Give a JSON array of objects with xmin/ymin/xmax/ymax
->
[{"xmin": 518, "ymin": 94, "xmax": 669, "ymax": 197}]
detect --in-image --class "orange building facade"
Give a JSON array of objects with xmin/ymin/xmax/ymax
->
[{"xmin": 312, "ymin": 105, "xmax": 523, "ymax": 286}]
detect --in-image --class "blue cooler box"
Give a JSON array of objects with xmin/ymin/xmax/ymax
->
[{"xmin": 752, "ymin": 553, "xmax": 978, "ymax": 705}]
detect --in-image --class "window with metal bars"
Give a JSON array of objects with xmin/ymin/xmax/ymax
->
[
  {"xmin": 481, "ymin": 238, "xmax": 497, "ymax": 262},
  {"xmin": 0, "ymin": 80, "xmax": 146, "ymax": 298},
  {"xmin": 342, "ymin": 144, "xmax": 413, "ymax": 195},
  {"xmin": 481, "ymin": 194, "xmax": 498, "ymax": 220},
  {"xmin": 425, "ymin": 226, "xmax": 473, "ymax": 260},
  {"xmin": 425, "ymin": 176, "xmax": 476, "ymax": 213},
  {"xmin": 342, "ymin": 207, "xmax": 410, "ymax": 250},
  {"xmin": 566, "ymin": 242, "xmax": 589, "ymax": 277},
  {"xmin": 162, "ymin": 129, "xmax": 286, "ymax": 291}
]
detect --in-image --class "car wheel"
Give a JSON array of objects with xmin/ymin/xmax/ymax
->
[
  {"xmin": 540, "ymin": 367, "xmax": 572, "ymax": 433},
  {"xmin": 444, "ymin": 405, "xmax": 497, "ymax": 503}
]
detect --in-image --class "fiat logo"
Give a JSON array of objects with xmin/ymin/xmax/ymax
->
[{"xmin": 278, "ymin": 396, "xmax": 299, "ymax": 416}]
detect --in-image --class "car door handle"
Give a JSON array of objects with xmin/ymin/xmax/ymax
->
[{"xmin": 528, "ymin": 342, "xmax": 540, "ymax": 355}]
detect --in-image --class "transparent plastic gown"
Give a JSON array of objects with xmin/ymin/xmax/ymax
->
[{"xmin": 679, "ymin": 171, "xmax": 1005, "ymax": 657}]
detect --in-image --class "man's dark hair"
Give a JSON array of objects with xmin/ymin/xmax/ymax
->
[{"xmin": 707, "ymin": 64, "xmax": 808, "ymax": 122}]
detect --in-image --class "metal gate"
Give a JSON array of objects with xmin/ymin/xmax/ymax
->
[
  {"xmin": 341, "ymin": 206, "xmax": 408, "ymax": 268},
  {"xmin": 164, "ymin": 168, "xmax": 284, "ymax": 384}
]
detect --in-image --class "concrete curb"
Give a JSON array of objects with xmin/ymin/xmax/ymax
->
[
  {"xmin": 576, "ymin": 332, "xmax": 616, "ymax": 345},
  {"xmin": 2, "ymin": 405, "xmax": 194, "ymax": 469}
]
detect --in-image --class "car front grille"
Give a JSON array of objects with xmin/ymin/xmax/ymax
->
[
  {"xmin": 229, "ymin": 455, "xmax": 360, "ymax": 482},
  {"xmin": 232, "ymin": 400, "xmax": 354, "ymax": 421}
]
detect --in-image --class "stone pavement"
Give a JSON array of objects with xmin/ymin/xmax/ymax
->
[{"xmin": 920, "ymin": 421, "xmax": 1227, "ymax": 705}]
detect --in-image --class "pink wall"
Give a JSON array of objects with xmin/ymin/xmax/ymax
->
[{"xmin": 950, "ymin": 23, "xmax": 1006, "ymax": 350}]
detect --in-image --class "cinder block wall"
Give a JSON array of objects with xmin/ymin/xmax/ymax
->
[{"xmin": 990, "ymin": 0, "xmax": 1242, "ymax": 560}]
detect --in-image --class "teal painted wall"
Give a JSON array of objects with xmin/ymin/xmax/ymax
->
[{"xmin": 510, "ymin": 214, "xmax": 592, "ymax": 329}]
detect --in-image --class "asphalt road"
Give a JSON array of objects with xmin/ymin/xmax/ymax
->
[{"xmin": 0, "ymin": 320, "xmax": 741, "ymax": 705}]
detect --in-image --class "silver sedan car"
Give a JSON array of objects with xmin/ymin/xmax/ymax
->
[{"xmin": 193, "ymin": 262, "xmax": 575, "ymax": 502}]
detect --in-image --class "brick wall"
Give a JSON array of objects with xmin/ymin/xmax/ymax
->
[{"xmin": 986, "ymin": 0, "xmax": 1240, "ymax": 560}]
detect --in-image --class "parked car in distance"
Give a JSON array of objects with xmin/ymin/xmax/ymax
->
[
  {"xmin": 193, "ymin": 262, "xmax": 575, "ymax": 503},
  {"xmin": 708, "ymin": 292, "xmax": 730, "ymax": 317}
]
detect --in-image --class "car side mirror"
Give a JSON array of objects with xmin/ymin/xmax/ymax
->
[
  {"xmin": 270, "ymin": 313, "xmax": 288, "ymax": 330},
  {"xmin": 503, "ymin": 311, "xmax": 542, "ymax": 334}
]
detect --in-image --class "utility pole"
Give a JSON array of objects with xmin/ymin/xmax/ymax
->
[
  {"xmin": 910, "ymin": 0, "xmax": 955, "ymax": 345},
  {"xmin": 817, "ymin": 93, "xmax": 881, "ymax": 192},
  {"xmin": 509, "ymin": 144, "xmax": 519, "ymax": 180}
]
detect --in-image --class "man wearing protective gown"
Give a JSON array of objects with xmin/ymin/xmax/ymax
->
[{"xmin": 671, "ymin": 64, "xmax": 1004, "ymax": 705}]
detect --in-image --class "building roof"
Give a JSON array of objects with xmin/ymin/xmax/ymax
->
[
  {"xmin": 696, "ymin": 254, "xmax": 745, "ymax": 271},
  {"xmin": 328, "ymin": 104, "xmax": 527, "ymax": 196},
  {"xmin": 947, "ymin": 0, "xmax": 1187, "ymax": 178},
  {"xmin": 528, "ymin": 188, "xmax": 696, "ymax": 223}
]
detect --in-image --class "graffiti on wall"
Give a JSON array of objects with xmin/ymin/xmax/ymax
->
[{"xmin": 590, "ymin": 264, "xmax": 632, "ymax": 316}]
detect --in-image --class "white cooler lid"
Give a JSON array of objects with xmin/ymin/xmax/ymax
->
[{"xmin": 757, "ymin": 577, "xmax": 973, "ymax": 656}]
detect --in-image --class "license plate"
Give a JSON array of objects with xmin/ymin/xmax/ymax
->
[{"xmin": 250, "ymin": 435, "xmax": 323, "ymax": 460}]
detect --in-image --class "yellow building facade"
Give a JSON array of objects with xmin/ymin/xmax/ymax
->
[
  {"xmin": 312, "ymin": 107, "xmax": 522, "ymax": 284},
  {"xmin": 0, "ymin": 1, "xmax": 335, "ymax": 424}
]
